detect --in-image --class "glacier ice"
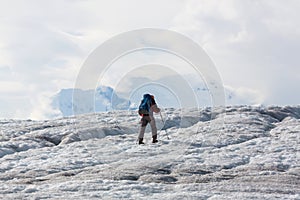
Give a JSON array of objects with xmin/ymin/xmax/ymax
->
[{"xmin": 0, "ymin": 105, "xmax": 299, "ymax": 199}]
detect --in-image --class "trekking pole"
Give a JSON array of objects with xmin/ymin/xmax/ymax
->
[
  {"xmin": 160, "ymin": 112, "xmax": 170, "ymax": 140},
  {"xmin": 136, "ymin": 119, "xmax": 141, "ymax": 145}
]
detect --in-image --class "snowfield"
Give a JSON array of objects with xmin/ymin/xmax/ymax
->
[{"xmin": 0, "ymin": 106, "xmax": 299, "ymax": 199}]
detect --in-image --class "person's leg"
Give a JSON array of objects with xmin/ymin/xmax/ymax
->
[
  {"xmin": 138, "ymin": 116, "xmax": 149, "ymax": 144},
  {"xmin": 150, "ymin": 117, "xmax": 158, "ymax": 143}
]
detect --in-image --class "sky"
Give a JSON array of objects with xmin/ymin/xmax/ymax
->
[{"xmin": 0, "ymin": 0, "xmax": 299, "ymax": 119}]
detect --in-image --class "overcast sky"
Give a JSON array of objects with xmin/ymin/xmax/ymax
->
[{"xmin": 0, "ymin": 0, "xmax": 299, "ymax": 119}]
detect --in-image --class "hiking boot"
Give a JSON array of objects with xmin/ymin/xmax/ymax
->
[
  {"xmin": 152, "ymin": 135, "xmax": 158, "ymax": 143},
  {"xmin": 138, "ymin": 138, "xmax": 144, "ymax": 145}
]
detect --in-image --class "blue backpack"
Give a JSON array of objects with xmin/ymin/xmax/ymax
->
[{"xmin": 138, "ymin": 94, "xmax": 152, "ymax": 116}]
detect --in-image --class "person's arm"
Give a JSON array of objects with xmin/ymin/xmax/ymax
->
[{"xmin": 151, "ymin": 104, "xmax": 160, "ymax": 113}]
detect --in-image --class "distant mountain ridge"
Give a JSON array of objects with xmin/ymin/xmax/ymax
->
[
  {"xmin": 52, "ymin": 85, "xmax": 262, "ymax": 117},
  {"xmin": 51, "ymin": 86, "xmax": 131, "ymax": 116}
]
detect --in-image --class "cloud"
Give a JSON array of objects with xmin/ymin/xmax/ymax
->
[
  {"xmin": 0, "ymin": 0, "xmax": 188, "ymax": 119},
  {"xmin": 0, "ymin": 0, "xmax": 299, "ymax": 119},
  {"xmin": 172, "ymin": 0, "xmax": 300, "ymax": 105},
  {"xmin": 30, "ymin": 92, "xmax": 62, "ymax": 120},
  {"xmin": 0, "ymin": 81, "xmax": 27, "ymax": 95},
  {"xmin": 225, "ymin": 85, "xmax": 265, "ymax": 105}
]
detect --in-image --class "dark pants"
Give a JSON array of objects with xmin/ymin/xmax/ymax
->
[{"xmin": 138, "ymin": 115, "xmax": 157, "ymax": 138}]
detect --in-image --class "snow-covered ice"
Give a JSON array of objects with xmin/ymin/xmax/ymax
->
[{"xmin": 0, "ymin": 106, "xmax": 299, "ymax": 199}]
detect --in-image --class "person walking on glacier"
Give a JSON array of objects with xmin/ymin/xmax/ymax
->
[{"xmin": 138, "ymin": 94, "xmax": 161, "ymax": 144}]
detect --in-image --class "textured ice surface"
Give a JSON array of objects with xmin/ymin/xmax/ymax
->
[{"xmin": 0, "ymin": 106, "xmax": 299, "ymax": 199}]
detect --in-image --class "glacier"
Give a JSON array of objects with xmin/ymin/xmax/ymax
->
[{"xmin": 0, "ymin": 105, "xmax": 299, "ymax": 199}]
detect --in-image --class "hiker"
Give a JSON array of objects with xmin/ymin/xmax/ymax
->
[{"xmin": 138, "ymin": 94, "xmax": 161, "ymax": 144}]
